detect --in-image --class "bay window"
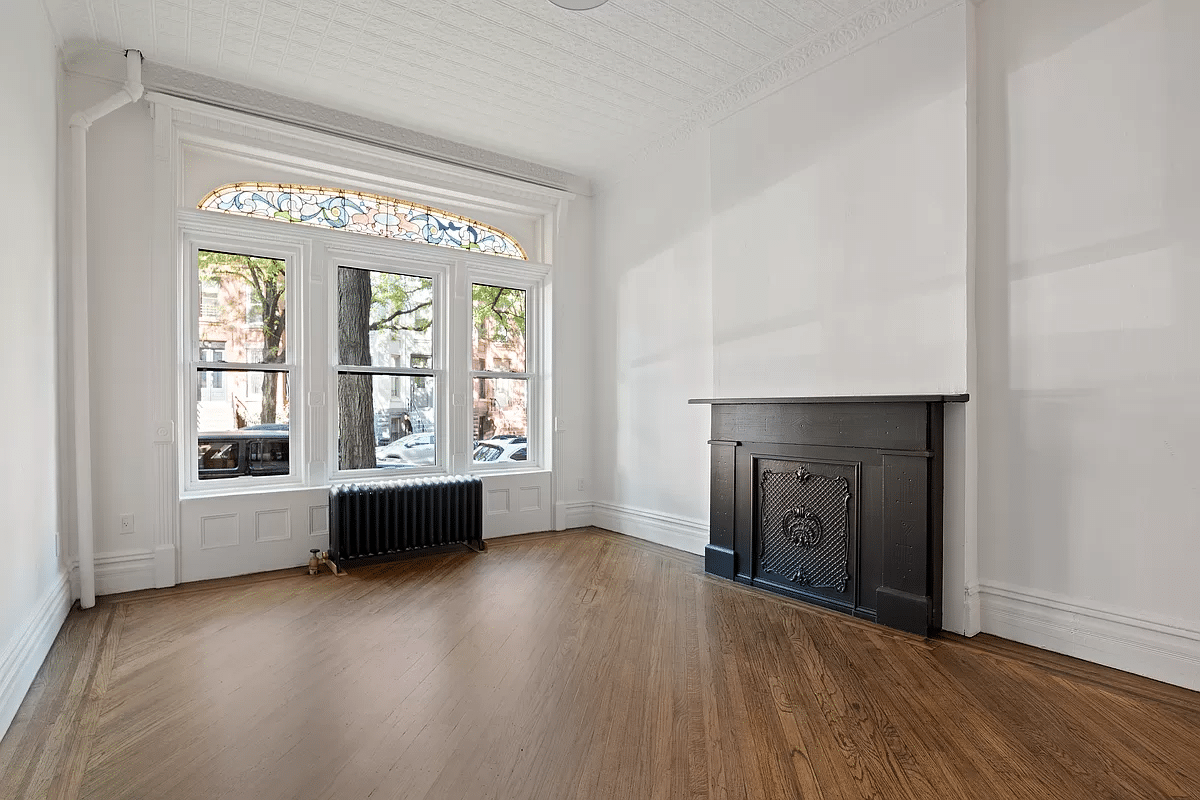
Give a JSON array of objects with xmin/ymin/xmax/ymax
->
[{"xmin": 183, "ymin": 185, "xmax": 545, "ymax": 492}]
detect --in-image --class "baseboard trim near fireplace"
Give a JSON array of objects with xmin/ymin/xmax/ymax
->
[
  {"xmin": 584, "ymin": 502, "xmax": 707, "ymax": 556},
  {"xmin": 979, "ymin": 581, "xmax": 1200, "ymax": 691}
]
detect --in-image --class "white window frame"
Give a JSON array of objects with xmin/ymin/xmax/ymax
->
[
  {"xmin": 180, "ymin": 224, "xmax": 309, "ymax": 495},
  {"xmin": 180, "ymin": 214, "xmax": 549, "ymax": 495},
  {"xmin": 466, "ymin": 268, "xmax": 544, "ymax": 473},
  {"xmin": 326, "ymin": 244, "xmax": 450, "ymax": 481}
]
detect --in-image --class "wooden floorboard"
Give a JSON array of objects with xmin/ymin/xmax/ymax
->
[{"xmin": 2, "ymin": 528, "xmax": 1198, "ymax": 800}]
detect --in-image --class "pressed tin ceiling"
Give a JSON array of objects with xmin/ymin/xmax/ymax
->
[{"xmin": 43, "ymin": 0, "xmax": 943, "ymax": 178}]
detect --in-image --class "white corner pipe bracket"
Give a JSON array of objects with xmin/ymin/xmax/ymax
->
[{"xmin": 69, "ymin": 50, "xmax": 143, "ymax": 609}]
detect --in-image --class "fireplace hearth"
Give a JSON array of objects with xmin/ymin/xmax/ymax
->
[{"xmin": 690, "ymin": 395, "xmax": 968, "ymax": 636}]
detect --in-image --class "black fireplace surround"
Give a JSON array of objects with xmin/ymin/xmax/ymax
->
[{"xmin": 690, "ymin": 395, "xmax": 968, "ymax": 636}]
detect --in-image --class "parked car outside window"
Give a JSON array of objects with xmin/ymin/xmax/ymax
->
[
  {"xmin": 198, "ymin": 429, "xmax": 290, "ymax": 480},
  {"xmin": 472, "ymin": 437, "xmax": 527, "ymax": 463},
  {"xmin": 375, "ymin": 432, "xmax": 436, "ymax": 467}
]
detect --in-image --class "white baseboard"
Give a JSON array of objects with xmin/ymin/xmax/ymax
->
[
  {"xmin": 590, "ymin": 502, "xmax": 707, "ymax": 556},
  {"xmin": 563, "ymin": 502, "xmax": 594, "ymax": 530},
  {"xmin": 0, "ymin": 570, "xmax": 71, "ymax": 739},
  {"xmin": 979, "ymin": 581, "xmax": 1200, "ymax": 691},
  {"xmin": 943, "ymin": 582, "xmax": 982, "ymax": 637},
  {"xmin": 70, "ymin": 549, "xmax": 157, "ymax": 597}
]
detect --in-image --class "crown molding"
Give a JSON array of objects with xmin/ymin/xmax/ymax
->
[
  {"xmin": 151, "ymin": 92, "xmax": 574, "ymax": 215},
  {"xmin": 600, "ymin": 0, "xmax": 965, "ymax": 186},
  {"xmin": 138, "ymin": 61, "xmax": 590, "ymax": 197}
]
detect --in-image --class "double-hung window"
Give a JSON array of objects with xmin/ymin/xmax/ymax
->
[
  {"xmin": 471, "ymin": 282, "xmax": 532, "ymax": 464},
  {"xmin": 335, "ymin": 264, "xmax": 439, "ymax": 471},
  {"xmin": 190, "ymin": 246, "xmax": 294, "ymax": 484}
]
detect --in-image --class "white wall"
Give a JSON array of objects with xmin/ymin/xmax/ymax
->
[
  {"xmin": 591, "ymin": 131, "xmax": 715, "ymax": 552},
  {"xmin": 976, "ymin": 0, "xmax": 1200, "ymax": 688},
  {"xmin": 0, "ymin": 0, "xmax": 71, "ymax": 738},
  {"xmin": 67, "ymin": 76, "xmax": 159, "ymax": 593},
  {"xmin": 709, "ymin": 7, "xmax": 969, "ymax": 396},
  {"xmin": 592, "ymin": 7, "xmax": 969, "ymax": 557}
]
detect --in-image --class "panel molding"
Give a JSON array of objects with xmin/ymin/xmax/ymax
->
[
  {"xmin": 199, "ymin": 513, "xmax": 240, "ymax": 550},
  {"xmin": 309, "ymin": 505, "xmax": 329, "ymax": 538},
  {"xmin": 979, "ymin": 581, "xmax": 1200, "ymax": 691},
  {"xmin": 0, "ymin": 570, "xmax": 71, "ymax": 739},
  {"xmin": 486, "ymin": 488, "xmax": 511, "ymax": 515},
  {"xmin": 254, "ymin": 509, "xmax": 292, "ymax": 543},
  {"xmin": 590, "ymin": 502, "xmax": 707, "ymax": 556}
]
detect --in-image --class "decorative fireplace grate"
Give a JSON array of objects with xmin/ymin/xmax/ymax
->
[{"xmin": 758, "ymin": 462, "xmax": 852, "ymax": 592}]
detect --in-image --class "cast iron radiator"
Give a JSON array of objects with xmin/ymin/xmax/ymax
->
[{"xmin": 328, "ymin": 476, "xmax": 485, "ymax": 568}]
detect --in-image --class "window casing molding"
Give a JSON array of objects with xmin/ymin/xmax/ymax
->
[
  {"xmin": 324, "ymin": 246, "xmax": 451, "ymax": 480},
  {"xmin": 153, "ymin": 94, "xmax": 571, "ymax": 584},
  {"xmin": 180, "ymin": 224, "xmax": 310, "ymax": 495}
]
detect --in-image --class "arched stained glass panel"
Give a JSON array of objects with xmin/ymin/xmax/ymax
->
[{"xmin": 198, "ymin": 183, "xmax": 527, "ymax": 260}]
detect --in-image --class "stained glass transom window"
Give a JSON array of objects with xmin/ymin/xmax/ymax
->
[{"xmin": 198, "ymin": 183, "xmax": 527, "ymax": 260}]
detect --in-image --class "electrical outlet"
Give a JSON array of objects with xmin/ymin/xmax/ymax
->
[
  {"xmin": 577, "ymin": 479, "xmax": 585, "ymax": 492},
  {"xmin": 120, "ymin": 514, "xmax": 134, "ymax": 534},
  {"xmin": 55, "ymin": 532, "xmax": 60, "ymax": 557}
]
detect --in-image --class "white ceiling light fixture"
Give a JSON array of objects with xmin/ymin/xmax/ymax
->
[{"xmin": 548, "ymin": 0, "xmax": 610, "ymax": 9}]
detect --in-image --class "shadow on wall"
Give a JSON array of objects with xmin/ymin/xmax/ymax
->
[
  {"xmin": 977, "ymin": 0, "xmax": 1200, "ymax": 618},
  {"xmin": 594, "ymin": 132, "xmax": 715, "ymax": 516}
]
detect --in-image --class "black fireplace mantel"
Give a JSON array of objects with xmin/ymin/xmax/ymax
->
[{"xmin": 690, "ymin": 394, "xmax": 968, "ymax": 636}]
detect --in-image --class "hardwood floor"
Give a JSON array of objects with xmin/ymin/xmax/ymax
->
[{"xmin": 3, "ymin": 528, "xmax": 1198, "ymax": 799}]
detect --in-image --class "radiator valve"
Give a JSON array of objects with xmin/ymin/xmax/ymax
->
[{"xmin": 307, "ymin": 549, "xmax": 344, "ymax": 577}]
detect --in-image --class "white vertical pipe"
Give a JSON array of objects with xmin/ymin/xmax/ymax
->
[
  {"xmin": 68, "ymin": 50, "xmax": 143, "ymax": 609},
  {"xmin": 69, "ymin": 123, "xmax": 95, "ymax": 608}
]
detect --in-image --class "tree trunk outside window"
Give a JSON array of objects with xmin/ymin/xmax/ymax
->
[{"xmin": 339, "ymin": 268, "xmax": 377, "ymax": 469}]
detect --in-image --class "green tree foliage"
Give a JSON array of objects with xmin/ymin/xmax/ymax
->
[
  {"xmin": 472, "ymin": 284, "xmax": 525, "ymax": 343},
  {"xmin": 198, "ymin": 251, "xmax": 286, "ymax": 424},
  {"xmin": 369, "ymin": 272, "xmax": 433, "ymax": 334}
]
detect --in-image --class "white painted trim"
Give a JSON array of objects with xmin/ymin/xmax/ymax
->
[
  {"xmin": 151, "ymin": 99, "xmax": 180, "ymax": 589},
  {"xmin": 964, "ymin": 582, "xmax": 981, "ymax": 635},
  {"xmin": 0, "ymin": 571, "xmax": 71, "ymax": 739},
  {"xmin": 150, "ymin": 93, "xmax": 576, "ymax": 218},
  {"xmin": 138, "ymin": 74, "xmax": 589, "ymax": 197},
  {"xmin": 563, "ymin": 502, "xmax": 594, "ymax": 530},
  {"xmin": 69, "ymin": 549, "xmax": 157, "ymax": 597},
  {"xmin": 979, "ymin": 581, "xmax": 1200, "ymax": 691},
  {"xmin": 590, "ymin": 502, "xmax": 707, "ymax": 556}
]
